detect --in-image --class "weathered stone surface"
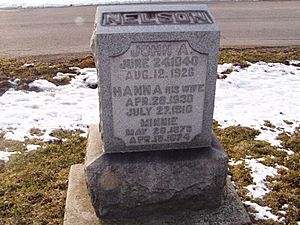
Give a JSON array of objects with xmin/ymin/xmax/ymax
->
[
  {"xmin": 85, "ymin": 124, "xmax": 228, "ymax": 219},
  {"xmin": 65, "ymin": 3, "xmax": 250, "ymax": 225},
  {"xmin": 64, "ymin": 164, "xmax": 100, "ymax": 225},
  {"xmin": 65, "ymin": 164, "xmax": 251, "ymax": 225},
  {"xmin": 91, "ymin": 4, "xmax": 220, "ymax": 153}
]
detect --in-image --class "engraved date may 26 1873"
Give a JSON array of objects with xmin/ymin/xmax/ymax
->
[{"xmin": 110, "ymin": 41, "xmax": 208, "ymax": 146}]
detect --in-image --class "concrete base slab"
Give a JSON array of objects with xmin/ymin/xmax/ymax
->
[{"xmin": 64, "ymin": 164, "xmax": 251, "ymax": 225}]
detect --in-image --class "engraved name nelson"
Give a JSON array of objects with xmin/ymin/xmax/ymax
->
[
  {"xmin": 110, "ymin": 41, "xmax": 208, "ymax": 146},
  {"xmin": 102, "ymin": 11, "xmax": 213, "ymax": 26}
]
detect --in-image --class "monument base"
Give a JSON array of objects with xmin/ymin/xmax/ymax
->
[
  {"xmin": 64, "ymin": 164, "xmax": 251, "ymax": 225},
  {"xmin": 85, "ymin": 125, "xmax": 228, "ymax": 218}
]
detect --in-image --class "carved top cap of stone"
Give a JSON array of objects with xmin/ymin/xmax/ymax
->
[{"xmin": 95, "ymin": 3, "xmax": 219, "ymax": 34}]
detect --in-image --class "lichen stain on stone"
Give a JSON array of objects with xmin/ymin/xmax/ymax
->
[{"xmin": 100, "ymin": 170, "xmax": 120, "ymax": 190}]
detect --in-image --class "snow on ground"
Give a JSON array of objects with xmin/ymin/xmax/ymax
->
[
  {"xmin": 0, "ymin": 61, "xmax": 299, "ymax": 222},
  {"xmin": 216, "ymin": 61, "xmax": 300, "ymax": 222},
  {"xmin": 0, "ymin": 0, "xmax": 104, "ymax": 8},
  {"xmin": 0, "ymin": 0, "xmax": 205, "ymax": 9},
  {"xmin": 0, "ymin": 68, "xmax": 99, "ymax": 143},
  {"xmin": 215, "ymin": 61, "xmax": 300, "ymax": 146},
  {"xmin": 245, "ymin": 158, "xmax": 278, "ymax": 199},
  {"xmin": 0, "ymin": 150, "xmax": 20, "ymax": 162},
  {"xmin": 0, "ymin": 61, "xmax": 300, "ymax": 149},
  {"xmin": 26, "ymin": 144, "xmax": 41, "ymax": 151},
  {"xmin": 243, "ymin": 201, "xmax": 280, "ymax": 221},
  {"xmin": 0, "ymin": 61, "xmax": 298, "ymax": 153}
]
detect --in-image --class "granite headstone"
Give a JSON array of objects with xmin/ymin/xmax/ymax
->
[
  {"xmin": 85, "ymin": 3, "xmax": 229, "ymax": 219},
  {"xmin": 91, "ymin": 4, "xmax": 220, "ymax": 153},
  {"xmin": 63, "ymin": 3, "xmax": 251, "ymax": 223}
]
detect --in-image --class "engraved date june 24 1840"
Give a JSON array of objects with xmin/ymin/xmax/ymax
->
[{"xmin": 110, "ymin": 41, "xmax": 207, "ymax": 146}]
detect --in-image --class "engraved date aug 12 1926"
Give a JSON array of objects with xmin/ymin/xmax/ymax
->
[{"xmin": 110, "ymin": 41, "xmax": 208, "ymax": 146}]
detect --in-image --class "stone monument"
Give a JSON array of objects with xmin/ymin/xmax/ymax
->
[{"xmin": 64, "ymin": 2, "xmax": 251, "ymax": 225}]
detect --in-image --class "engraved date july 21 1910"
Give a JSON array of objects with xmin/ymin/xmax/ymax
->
[{"xmin": 110, "ymin": 41, "xmax": 208, "ymax": 146}]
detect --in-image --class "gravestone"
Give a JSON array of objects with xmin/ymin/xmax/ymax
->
[
  {"xmin": 87, "ymin": 2, "xmax": 228, "ymax": 218},
  {"xmin": 91, "ymin": 4, "xmax": 219, "ymax": 153},
  {"xmin": 64, "ymin": 2, "xmax": 251, "ymax": 225}
]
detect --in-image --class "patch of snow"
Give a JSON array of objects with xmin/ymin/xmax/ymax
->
[
  {"xmin": 53, "ymin": 72, "xmax": 76, "ymax": 80},
  {"xmin": 74, "ymin": 68, "xmax": 98, "ymax": 88},
  {"xmin": 228, "ymin": 159, "xmax": 243, "ymax": 166},
  {"xmin": 86, "ymin": 75, "xmax": 97, "ymax": 87},
  {"xmin": 26, "ymin": 144, "xmax": 41, "ymax": 151},
  {"xmin": 278, "ymin": 148, "xmax": 295, "ymax": 155},
  {"xmin": 28, "ymin": 79, "xmax": 57, "ymax": 91},
  {"xmin": 289, "ymin": 60, "xmax": 300, "ymax": 66},
  {"xmin": 215, "ymin": 62, "xmax": 300, "ymax": 147},
  {"xmin": 22, "ymin": 63, "xmax": 34, "ymax": 68},
  {"xmin": 8, "ymin": 79, "xmax": 20, "ymax": 87},
  {"xmin": 0, "ymin": 0, "xmax": 205, "ymax": 9},
  {"xmin": 53, "ymin": 73, "xmax": 68, "ymax": 80},
  {"xmin": 278, "ymin": 210, "xmax": 286, "ymax": 215},
  {"xmin": 0, "ymin": 151, "xmax": 20, "ymax": 162},
  {"xmin": 79, "ymin": 133, "xmax": 87, "ymax": 138},
  {"xmin": 245, "ymin": 158, "xmax": 278, "ymax": 199},
  {"xmin": 0, "ymin": 69, "xmax": 99, "ymax": 142},
  {"xmin": 275, "ymin": 164, "xmax": 289, "ymax": 170},
  {"xmin": 255, "ymin": 131, "xmax": 282, "ymax": 146},
  {"xmin": 244, "ymin": 201, "xmax": 279, "ymax": 221},
  {"xmin": 0, "ymin": 61, "xmax": 299, "ymax": 160},
  {"xmin": 217, "ymin": 63, "xmax": 234, "ymax": 74},
  {"xmin": 80, "ymin": 68, "xmax": 97, "ymax": 74},
  {"xmin": 69, "ymin": 67, "xmax": 81, "ymax": 72},
  {"xmin": 12, "ymin": 79, "xmax": 21, "ymax": 85}
]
